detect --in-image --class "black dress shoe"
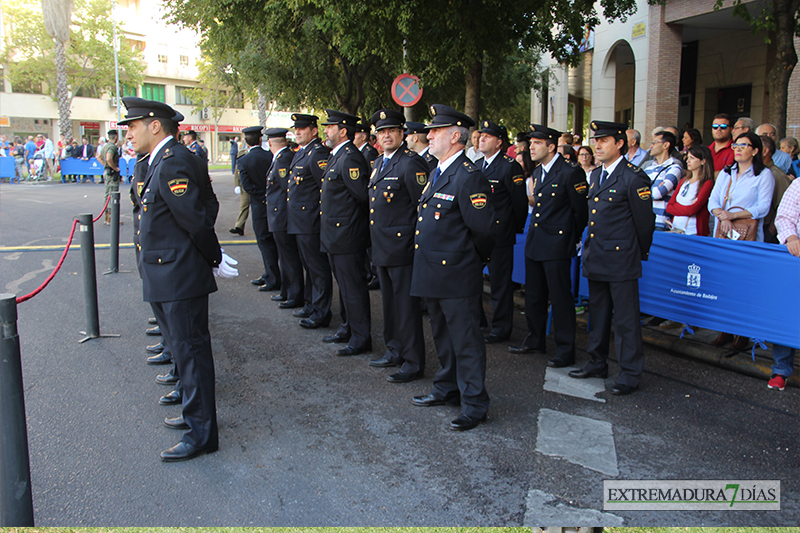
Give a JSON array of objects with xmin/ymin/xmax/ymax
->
[
  {"xmin": 156, "ymin": 372, "xmax": 179, "ymax": 386},
  {"xmin": 336, "ymin": 344, "xmax": 371, "ymax": 356},
  {"xmin": 146, "ymin": 341, "xmax": 164, "ymax": 354},
  {"xmin": 568, "ymin": 367, "xmax": 609, "ymax": 379},
  {"xmin": 164, "ymin": 416, "xmax": 190, "ymax": 430},
  {"xmin": 323, "ymin": 333, "xmax": 350, "ymax": 344},
  {"xmin": 146, "ymin": 352, "xmax": 172, "ymax": 365},
  {"xmin": 258, "ymin": 284, "xmax": 280, "ymax": 292},
  {"xmin": 484, "ymin": 333, "xmax": 508, "ymax": 344},
  {"xmin": 159, "ymin": 389, "xmax": 181, "ymax": 406},
  {"xmin": 366, "ymin": 278, "xmax": 380, "ymax": 290},
  {"xmin": 412, "ymin": 393, "xmax": 460, "ymax": 407},
  {"xmin": 146, "ymin": 325, "xmax": 161, "ymax": 336},
  {"xmin": 508, "ymin": 345, "xmax": 545, "ymax": 354},
  {"xmin": 148, "ymin": 317, "xmax": 158, "ymax": 325},
  {"xmin": 449, "ymin": 413, "xmax": 487, "ymax": 431},
  {"xmin": 299, "ymin": 317, "xmax": 330, "ymax": 329},
  {"xmin": 547, "ymin": 357, "xmax": 576, "ymax": 368},
  {"xmin": 368, "ymin": 356, "xmax": 397, "ymax": 368},
  {"xmin": 229, "ymin": 227, "xmax": 244, "ymax": 236},
  {"xmin": 610, "ymin": 383, "xmax": 638, "ymax": 396},
  {"xmin": 292, "ymin": 309, "xmax": 311, "ymax": 318},
  {"xmin": 160, "ymin": 441, "xmax": 217, "ymax": 462},
  {"xmin": 270, "ymin": 294, "xmax": 285, "ymax": 301},
  {"xmin": 279, "ymin": 300, "xmax": 302, "ymax": 309},
  {"xmin": 251, "ymin": 276, "xmax": 267, "ymax": 286},
  {"xmin": 387, "ymin": 370, "xmax": 423, "ymax": 383}
]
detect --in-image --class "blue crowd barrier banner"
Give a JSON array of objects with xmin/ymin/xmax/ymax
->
[
  {"xmin": 60, "ymin": 157, "xmax": 105, "ymax": 176},
  {"xmin": 119, "ymin": 157, "xmax": 136, "ymax": 178},
  {"xmin": 0, "ymin": 157, "xmax": 15, "ymax": 178},
  {"xmin": 509, "ymin": 217, "xmax": 799, "ymax": 348},
  {"xmin": 639, "ymin": 232, "xmax": 800, "ymax": 348}
]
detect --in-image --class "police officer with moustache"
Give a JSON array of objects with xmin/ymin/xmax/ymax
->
[
  {"xmin": 237, "ymin": 126, "xmax": 281, "ymax": 292},
  {"xmin": 287, "ymin": 114, "xmax": 333, "ymax": 328},
  {"xmin": 568, "ymin": 120, "xmax": 655, "ymax": 395},
  {"xmin": 474, "ymin": 120, "xmax": 529, "ymax": 344},
  {"xmin": 319, "ymin": 110, "xmax": 372, "ymax": 355},
  {"xmin": 265, "ymin": 128, "xmax": 305, "ymax": 309},
  {"xmin": 508, "ymin": 125, "xmax": 588, "ymax": 368},
  {"xmin": 411, "ymin": 104, "xmax": 496, "ymax": 431},
  {"xmin": 121, "ymin": 97, "xmax": 221, "ymax": 461},
  {"xmin": 405, "ymin": 121, "xmax": 437, "ymax": 171},
  {"xmin": 355, "ymin": 121, "xmax": 379, "ymax": 166},
  {"xmin": 366, "ymin": 109, "xmax": 429, "ymax": 382}
]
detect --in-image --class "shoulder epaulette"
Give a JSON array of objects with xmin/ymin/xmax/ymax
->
[
  {"xmin": 463, "ymin": 161, "xmax": 478, "ymax": 173},
  {"xmin": 163, "ymin": 148, "xmax": 173, "ymax": 159},
  {"xmin": 567, "ymin": 160, "xmax": 579, "ymax": 168},
  {"xmin": 627, "ymin": 162, "xmax": 644, "ymax": 173},
  {"xmin": 503, "ymin": 154, "xmax": 515, "ymax": 162},
  {"xmin": 404, "ymin": 149, "xmax": 415, "ymax": 157}
]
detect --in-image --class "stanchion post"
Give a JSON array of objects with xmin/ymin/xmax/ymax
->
[
  {"xmin": 109, "ymin": 192, "xmax": 120, "ymax": 273},
  {"xmin": 0, "ymin": 294, "xmax": 35, "ymax": 526},
  {"xmin": 78, "ymin": 213, "xmax": 100, "ymax": 341}
]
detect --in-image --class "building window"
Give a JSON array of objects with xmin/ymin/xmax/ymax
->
[
  {"xmin": 175, "ymin": 86, "xmax": 195, "ymax": 106},
  {"xmin": 158, "ymin": 54, "xmax": 168, "ymax": 64},
  {"xmin": 122, "ymin": 83, "xmax": 137, "ymax": 97},
  {"xmin": 179, "ymin": 55, "xmax": 189, "ymax": 66},
  {"xmin": 142, "ymin": 83, "xmax": 165, "ymax": 102},
  {"xmin": 11, "ymin": 79, "xmax": 43, "ymax": 94},
  {"xmin": 126, "ymin": 38, "xmax": 145, "ymax": 53},
  {"xmin": 230, "ymin": 92, "xmax": 244, "ymax": 109}
]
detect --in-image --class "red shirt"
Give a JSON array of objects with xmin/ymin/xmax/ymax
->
[{"xmin": 709, "ymin": 140, "xmax": 734, "ymax": 171}]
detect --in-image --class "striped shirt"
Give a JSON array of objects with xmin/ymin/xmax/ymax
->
[{"xmin": 644, "ymin": 156, "xmax": 683, "ymax": 230}]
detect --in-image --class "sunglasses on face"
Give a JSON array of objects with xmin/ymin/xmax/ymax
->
[{"xmin": 712, "ymin": 124, "xmax": 729, "ymax": 130}]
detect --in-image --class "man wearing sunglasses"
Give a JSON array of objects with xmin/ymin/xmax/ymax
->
[{"xmin": 708, "ymin": 113, "xmax": 735, "ymax": 177}]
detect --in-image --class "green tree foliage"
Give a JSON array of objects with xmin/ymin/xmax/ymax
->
[{"xmin": 2, "ymin": 0, "xmax": 145, "ymax": 108}]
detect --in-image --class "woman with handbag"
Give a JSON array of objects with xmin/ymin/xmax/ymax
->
[
  {"xmin": 707, "ymin": 132, "xmax": 775, "ymax": 350},
  {"xmin": 666, "ymin": 145, "xmax": 715, "ymax": 236}
]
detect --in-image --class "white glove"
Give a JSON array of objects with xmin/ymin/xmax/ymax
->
[
  {"xmin": 213, "ymin": 249, "xmax": 239, "ymax": 278},
  {"xmin": 234, "ymin": 186, "xmax": 241, "ymax": 195}
]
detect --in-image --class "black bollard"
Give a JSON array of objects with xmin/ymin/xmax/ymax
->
[
  {"xmin": 0, "ymin": 294, "xmax": 35, "ymax": 526},
  {"xmin": 78, "ymin": 213, "xmax": 100, "ymax": 341},
  {"xmin": 109, "ymin": 192, "xmax": 120, "ymax": 273}
]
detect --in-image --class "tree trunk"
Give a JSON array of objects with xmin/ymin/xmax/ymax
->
[
  {"xmin": 54, "ymin": 40, "xmax": 71, "ymax": 140},
  {"xmin": 257, "ymin": 88, "xmax": 268, "ymax": 127},
  {"xmin": 767, "ymin": 0, "xmax": 800, "ymax": 139},
  {"xmin": 464, "ymin": 57, "xmax": 483, "ymax": 128}
]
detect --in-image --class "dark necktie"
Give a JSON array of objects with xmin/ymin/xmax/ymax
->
[
  {"xmin": 430, "ymin": 167, "xmax": 441, "ymax": 187},
  {"xmin": 600, "ymin": 169, "xmax": 608, "ymax": 186},
  {"xmin": 381, "ymin": 156, "xmax": 388, "ymax": 171},
  {"xmin": 483, "ymin": 160, "xmax": 489, "ymax": 171}
]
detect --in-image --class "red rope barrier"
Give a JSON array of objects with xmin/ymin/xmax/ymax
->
[
  {"xmin": 93, "ymin": 195, "xmax": 111, "ymax": 223},
  {"xmin": 16, "ymin": 219, "xmax": 79, "ymax": 304}
]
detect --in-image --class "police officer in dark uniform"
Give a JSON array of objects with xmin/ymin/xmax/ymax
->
[
  {"xmin": 287, "ymin": 114, "xmax": 333, "ymax": 327},
  {"xmin": 365, "ymin": 109, "xmax": 429, "ymax": 382},
  {"xmin": 237, "ymin": 126, "xmax": 281, "ymax": 292},
  {"xmin": 265, "ymin": 127, "xmax": 305, "ymax": 308},
  {"xmin": 121, "ymin": 97, "xmax": 221, "ymax": 461},
  {"xmin": 318, "ymin": 109, "xmax": 372, "ymax": 355},
  {"xmin": 474, "ymin": 119, "xmax": 529, "ymax": 344},
  {"xmin": 405, "ymin": 121, "xmax": 437, "ymax": 171},
  {"xmin": 508, "ymin": 124, "xmax": 588, "ymax": 368},
  {"xmin": 410, "ymin": 104, "xmax": 496, "ymax": 431},
  {"xmin": 568, "ymin": 120, "xmax": 655, "ymax": 395},
  {"xmin": 355, "ymin": 121, "xmax": 379, "ymax": 166}
]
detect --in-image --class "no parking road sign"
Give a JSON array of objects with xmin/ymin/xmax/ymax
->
[{"xmin": 391, "ymin": 73, "xmax": 423, "ymax": 107}]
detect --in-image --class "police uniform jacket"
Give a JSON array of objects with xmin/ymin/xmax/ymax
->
[
  {"xmin": 582, "ymin": 159, "xmax": 655, "ymax": 282},
  {"xmin": 475, "ymin": 151, "xmax": 529, "ymax": 247},
  {"xmin": 410, "ymin": 152, "xmax": 496, "ymax": 299},
  {"xmin": 237, "ymin": 146, "xmax": 273, "ymax": 208},
  {"xmin": 422, "ymin": 149, "xmax": 438, "ymax": 172},
  {"xmin": 130, "ymin": 153, "xmax": 149, "ymax": 271},
  {"xmin": 266, "ymin": 146, "xmax": 296, "ymax": 233},
  {"xmin": 526, "ymin": 154, "xmax": 589, "ymax": 261},
  {"xmin": 360, "ymin": 143, "xmax": 379, "ymax": 167},
  {"xmin": 368, "ymin": 143, "xmax": 429, "ymax": 266},
  {"xmin": 320, "ymin": 140, "xmax": 370, "ymax": 254},
  {"xmin": 287, "ymin": 138, "xmax": 330, "ymax": 235},
  {"xmin": 188, "ymin": 140, "xmax": 208, "ymax": 162},
  {"xmin": 139, "ymin": 138, "xmax": 221, "ymax": 302}
]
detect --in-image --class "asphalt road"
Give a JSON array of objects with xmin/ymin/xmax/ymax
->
[{"xmin": 0, "ymin": 171, "xmax": 797, "ymax": 526}]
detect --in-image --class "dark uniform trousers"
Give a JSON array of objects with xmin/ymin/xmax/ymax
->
[
  {"xmin": 411, "ymin": 153, "xmax": 496, "ymax": 418},
  {"xmin": 250, "ymin": 200, "xmax": 281, "ymax": 288},
  {"xmin": 273, "ymin": 230, "xmax": 303, "ymax": 302},
  {"xmin": 581, "ymin": 158, "xmax": 654, "ymax": 387},
  {"xmin": 320, "ymin": 141, "xmax": 371, "ymax": 345},
  {"xmin": 487, "ymin": 245, "xmax": 515, "ymax": 338},
  {"xmin": 522, "ymin": 155, "xmax": 588, "ymax": 359},
  {"xmin": 151, "ymin": 296, "xmax": 217, "ymax": 449},
  {"xmin": 368, "ymin": 146, "xmax": 428, "ymax": 373},
  {"xmin": 287, "ymin": 139, "xmax": 331, "ymax": 319}
]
